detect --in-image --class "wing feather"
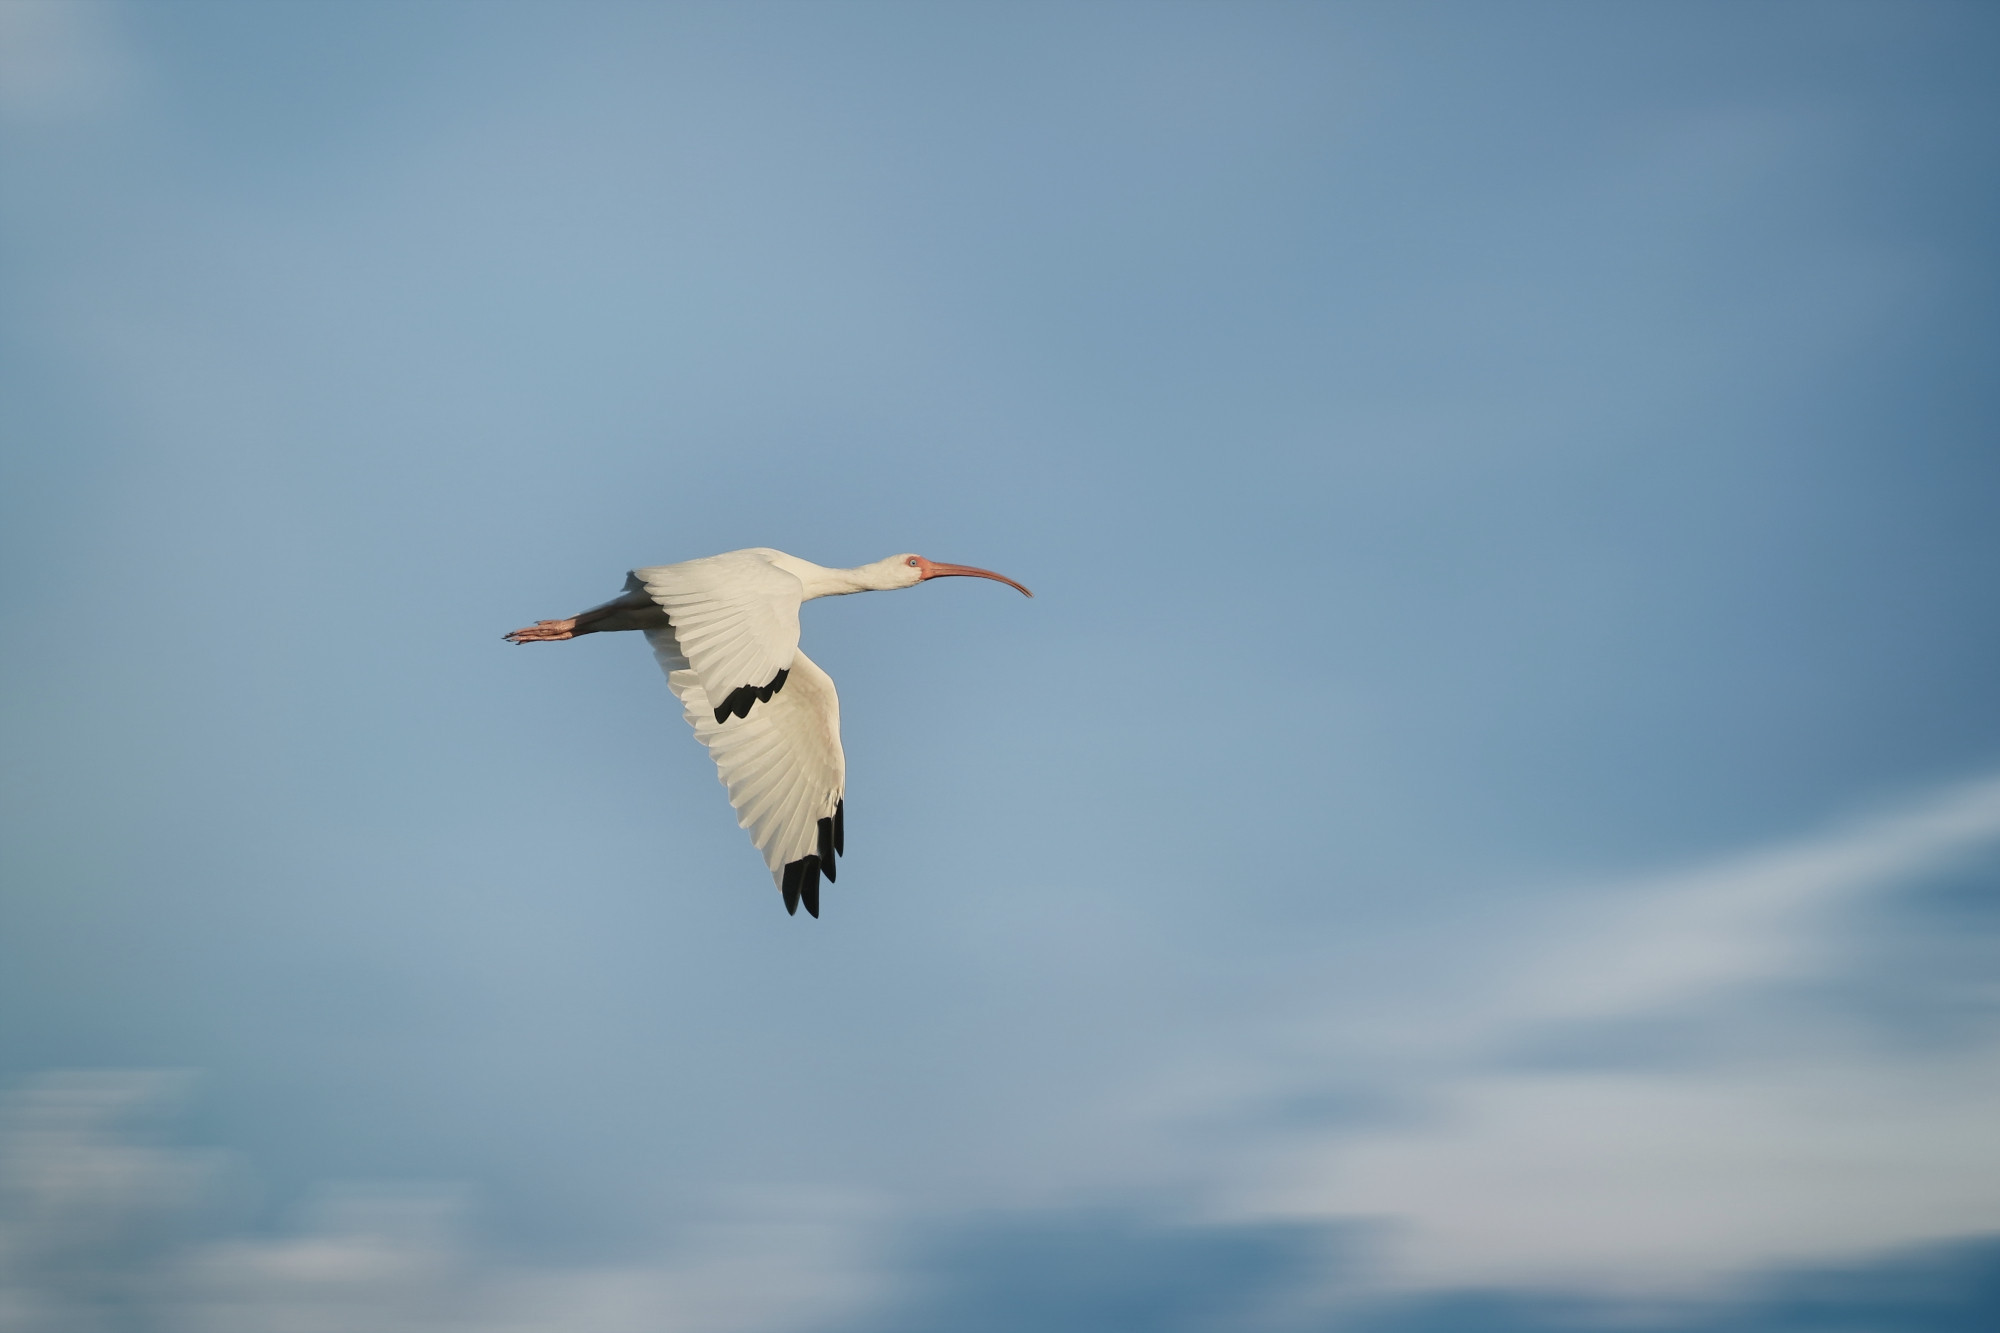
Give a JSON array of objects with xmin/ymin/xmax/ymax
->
[
  {"xmin": 648, "ymin": 629, "xmax": 846, "ymax": 891},
  {"xmin": 634, "ymin": 550, "xmax": 802, "ymax": 719}
]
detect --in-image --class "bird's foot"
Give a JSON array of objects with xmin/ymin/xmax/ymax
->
[{"xmin": 503, "ymin": 618, "xmax": 577, "ymax": 643}]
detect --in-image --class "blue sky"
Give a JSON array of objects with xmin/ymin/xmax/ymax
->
[{"xmin": 2, "ymin": 2, "xmax": 1998, "ymax": 1328}]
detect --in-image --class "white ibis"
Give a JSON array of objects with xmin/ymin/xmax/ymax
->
[{"xmin": 506, "ymin": 549, "xmax": 1032, "ymax": 917}]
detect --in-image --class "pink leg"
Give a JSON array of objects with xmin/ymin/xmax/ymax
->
[
  {"xmin": 504, "ymin": 618, "xmax": 578, "ymax": 643},
  {"xmin": 503, "ymin": 589, "xmax": 667, "ymax": 644}
]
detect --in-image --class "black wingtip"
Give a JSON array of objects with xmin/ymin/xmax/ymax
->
[
  {"xmin": 782, "ymin": 854, "xmax": 825, "ymax": 918},
  {"xmin": 783, "ymin": 802, "xmax": 842, "ymax": 919},
  {"xmin": 816, "ymin": 816, "xmax": 836, "ymax": 883},
  {"xmin": 801, "ymin": 856, "xmax": 821, "ymax": 918},
  {"xmin": 833, "ymin": 799, "xmax": 844, "ymax": 856},
  {"xmin": 781, "ymin": 859, "xmax": 802, "ymax": 915}
]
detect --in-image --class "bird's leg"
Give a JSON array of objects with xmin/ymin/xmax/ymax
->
[
  {"xmin": 504, "ymin": 617, "xmax": 580, "ymax": 643},
  {"xmin": 505, "ymin": 589, "xmax": 666, "ymax": 643}
]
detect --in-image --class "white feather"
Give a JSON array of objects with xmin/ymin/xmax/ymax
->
[
  {"xmin": 634, "ymin": 549, "xmax": 803, "ymax": 712},
  {"xmin": 648, "ymin": 626, "xmax": 844, "ymax": 885}
]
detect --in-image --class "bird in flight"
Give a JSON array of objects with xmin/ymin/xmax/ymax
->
[{"xmin": 507, "ymin": 549, "xmax": 1032, "ymax": 917}]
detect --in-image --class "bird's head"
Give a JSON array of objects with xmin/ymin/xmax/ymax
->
[{"xmin": 883, "ymin": 554, "xmax": 1033, "ymax": 596}]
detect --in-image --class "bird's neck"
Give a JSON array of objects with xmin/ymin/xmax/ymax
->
[{"xmin": 764, "ymin": 553, "xmax": 911, "ymax": 599}]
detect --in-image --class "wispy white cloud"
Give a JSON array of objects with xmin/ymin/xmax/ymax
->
[
  {"xmin": 0, "ymin": 1074, "xmax": 884, "ymax": 1333},
  {"xmin": 8, "ymin": 774, "xmax": 2000, "ymax": 1322},
  {"xmin": 1228, "ymin": 773, "xmax": 2000, "ymax": 1291},
  {"xmin": 1504, "ymin": 773, "xmax": 2000, "ymax": 1027},
  {"xmin": 173, "ymin": 1204, "xmax": 884, "ymax": 1333}
]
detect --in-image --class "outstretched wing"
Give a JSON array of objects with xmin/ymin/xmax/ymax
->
[
  {"xmin": 633, "ymin": 550, "xmax": 803, "ymax": 724},
  {"xmin": 647, "ymin": 627, "xmax": 846, "ymax": 917}
]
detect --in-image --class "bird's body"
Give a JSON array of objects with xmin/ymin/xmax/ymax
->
[{"xmin": 507, "ymin": 549, "xmax": 1030, "ymax": 917}]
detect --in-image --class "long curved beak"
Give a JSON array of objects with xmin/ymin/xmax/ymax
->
[{"xmin": 915, "ymin": 558, "xmax": 1033, "ymax": 597}]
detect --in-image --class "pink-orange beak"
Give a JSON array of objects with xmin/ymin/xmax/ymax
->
[{"xmin": 913, "ymin": 557, "xmax": 1033, "ymax": 597}]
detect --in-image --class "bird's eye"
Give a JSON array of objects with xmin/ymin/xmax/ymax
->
[{"xmin": 907, "ymin": 558, "xmax": 920, "ymax": 567}]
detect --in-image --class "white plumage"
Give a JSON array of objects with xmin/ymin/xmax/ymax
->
[
  {"xmin": 636, "ymin": 551, "xmax": 804, "ymax": 721},
  {"xmin": 649, "ymin": 626, "xmax": 843, "ymax": 886},
  {"xmin": 507, "ymin": 547, "xmax": 1031, "ymax": 917}
]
